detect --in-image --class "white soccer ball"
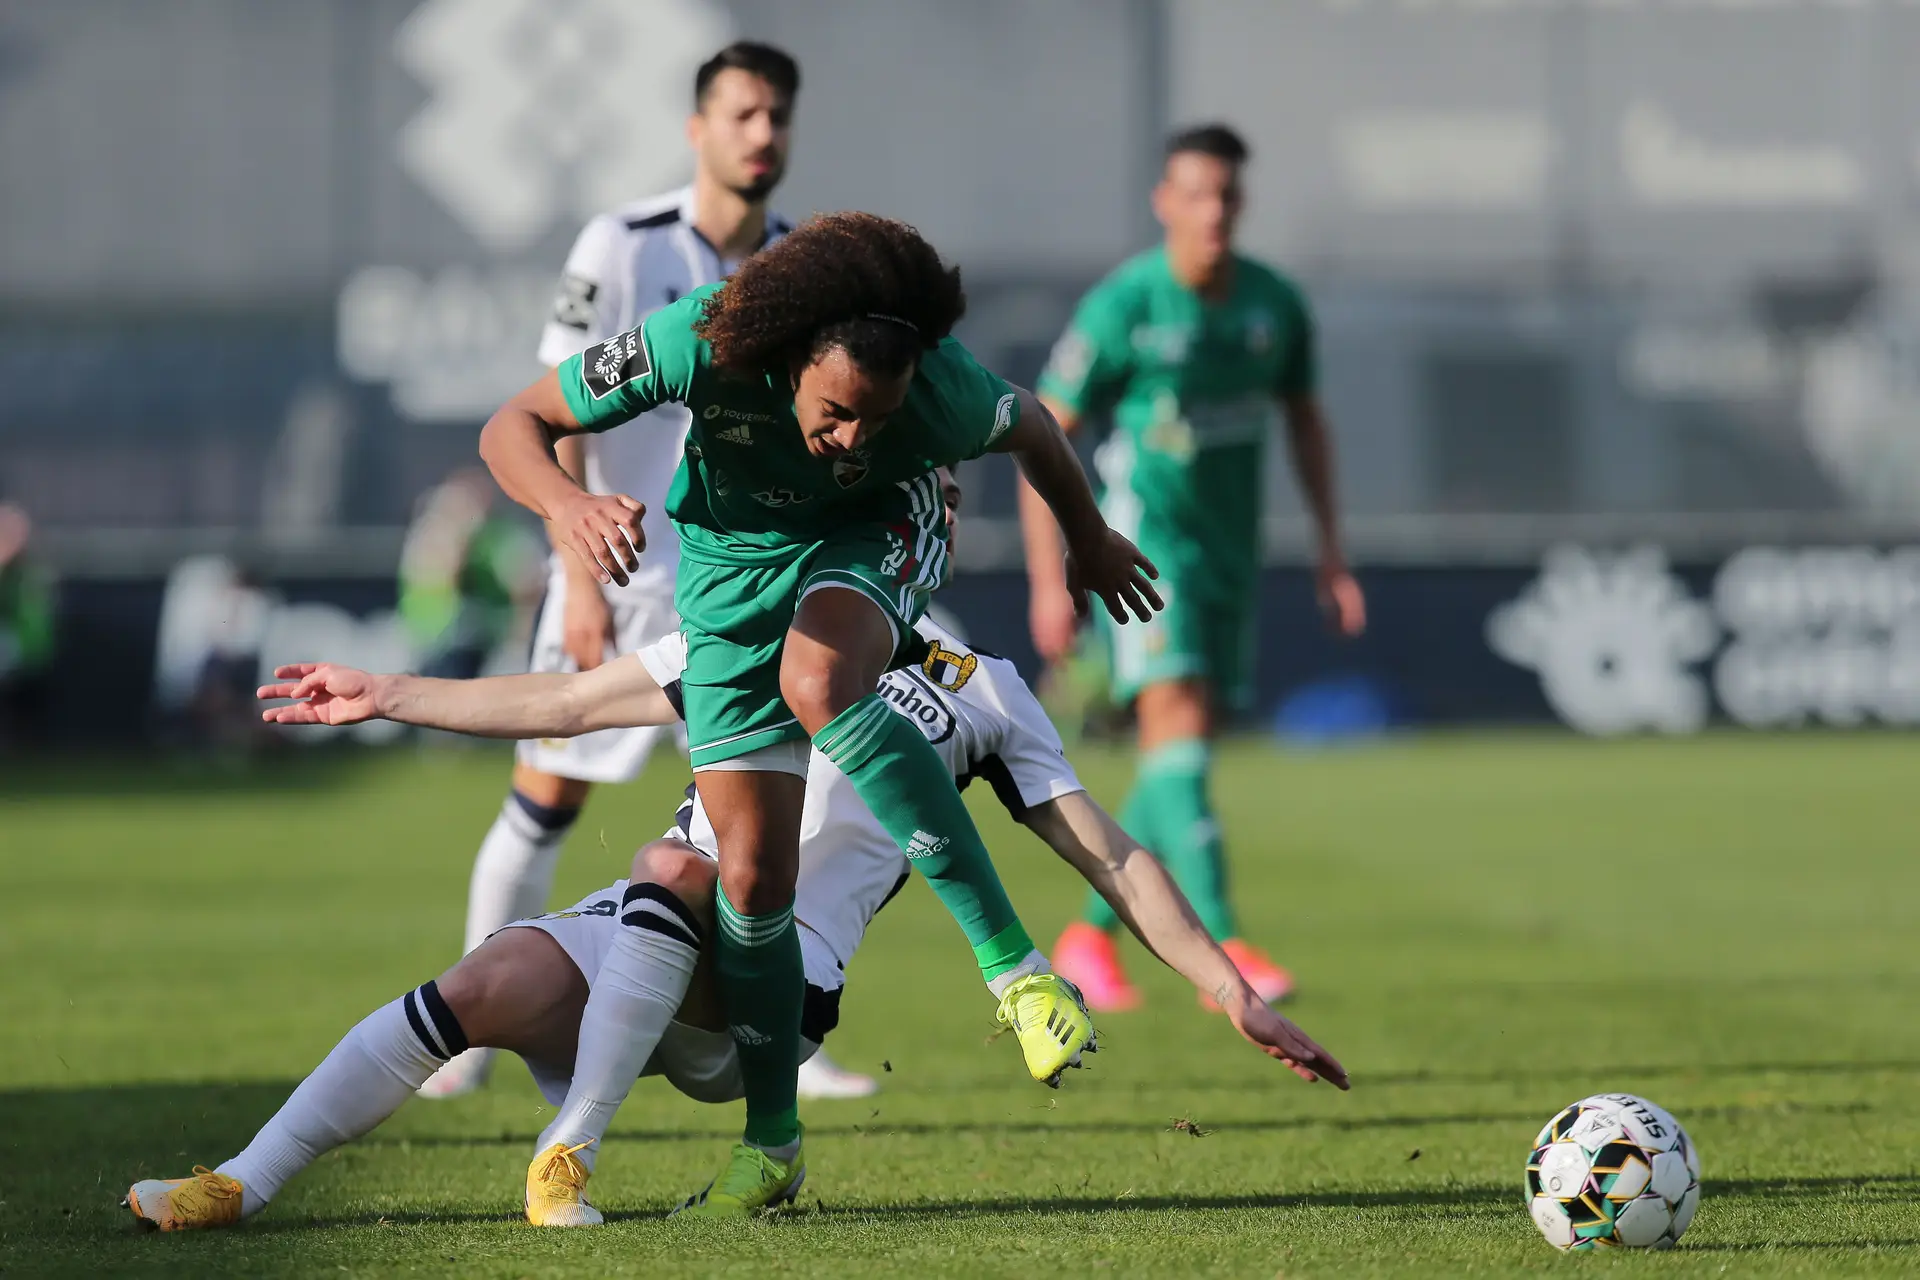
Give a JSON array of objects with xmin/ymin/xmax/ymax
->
[{"xmin": 1525, "ymin": 1093, "xmax": 1700, "ymax": 1251}]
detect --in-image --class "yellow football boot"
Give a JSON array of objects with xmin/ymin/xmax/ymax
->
[
  {"xmin": 670, "ymin": 1132, "xmax": 806, "ymax": 1219},
  {"xmin": 124, "ymin": 1166, "xmax": 245, "ymax": 1232},
  {"xmin": 996, "ymin": 972, "xmax": 1098, "ymax": 1086},
  {"xmin": 525, "ymin": 1140, "xmax": 603, "ymax": 1226}
]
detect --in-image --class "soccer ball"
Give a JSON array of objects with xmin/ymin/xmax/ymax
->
[{"xmin": 1525, "ymin": 1093, "xmax": 1700, "ymax": 1250}]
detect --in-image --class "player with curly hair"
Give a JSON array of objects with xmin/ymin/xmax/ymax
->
[{"xmin": 478, "ymin": 212, "xmax": 1161, "ymax": 1217}]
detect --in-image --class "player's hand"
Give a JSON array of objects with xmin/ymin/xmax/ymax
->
[
  {"xmin": 257, "ymin": 663, "xmax": 382, "ymax": 727},
  {"xmin": 1228, "ymin": 996, "xmax": 1351, "ymax": 1090},
  {"xmin": 1317, "ymin": 553, "xmax": 1366, "ymax": 638},
  {"xmin": 562, "ymin": 578, "xmax": 616, "ymax": 671},
  {"xmin": 1064, "ymin": 527, "xmax": 1162, "ymax": 626},
  {"xmin": 1029, "ymin": 582, "xmax": 1081, "ymax": 663},
  {"xmin": 553, "ymin": 491, "xmax": 645, "ymax": 586}
]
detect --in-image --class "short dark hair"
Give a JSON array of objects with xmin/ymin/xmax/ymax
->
[
  {"xmin": 694, "ymin": 41, "xmax": 800, "ymax": 108},
  {"xmin": 696, "ymin": 212, "xmax": 965, "ymax": 381},
  {"xmin": 1165, "ymin": 123, "xmax": 1249, "ymax": 167}
]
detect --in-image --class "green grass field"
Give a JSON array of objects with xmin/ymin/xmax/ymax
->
[{"xmin": 3, "ymin": 733, "xmax": 1916, "ymax": 1277}]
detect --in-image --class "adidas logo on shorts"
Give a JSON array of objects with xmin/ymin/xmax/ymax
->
[
  {"xmin": 730, "ymin": 1023, "xmax": 773, "ymax": 1046},
  {"xmin": 905, "ymin": 829, "xmax": 950, "ymax": 859},
  {"xmin": 716, "ymin": 424, "xmax": 753, "ymax": 445}
]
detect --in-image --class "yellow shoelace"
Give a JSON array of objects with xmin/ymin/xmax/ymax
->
[
  {"xmin": 171, "ymin": 1167, "xmax": 242, "ymax": 1218},
  {"xmin": 996, "ymin": 974, "xmax": 1053, "ymax": 1029},
  {"xmin": 535, "ymin": 1141, "xmax": 595, "ymax": 1195}
]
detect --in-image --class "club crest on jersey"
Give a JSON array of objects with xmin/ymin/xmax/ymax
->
[
  {"xmin": 921, "ymin": 642, "xmax": 978, "ymax": 692},
  {"xmin": 832, "ymin": 450, "xmax": 871, "ymax": 488},
  {"xmin": 583, "ymin": 327, "xmax": 649, "ymax": 400},
  {"xmin": 1245, "ymin": 310, "xmax": 1275, "ymax": 354}
]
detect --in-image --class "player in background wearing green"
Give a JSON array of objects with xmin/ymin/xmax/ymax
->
[
  {"xmin": 1021, "ymin": 124, "xmax": 1366, "ymax": 1013},
  {"xmin": 479, "ymin": 212, "xmax": 1161, "ymax": 1216}
]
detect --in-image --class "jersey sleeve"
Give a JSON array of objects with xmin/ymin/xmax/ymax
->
[
  {"xmin": 556, "ymin": 291, "xmax": 704, "ymax": 433},
  {"xmin": 917, "ymin": 339, "xmax": 1020, "ymax": 463},
  {"xmin": 1272, "ymin": 278, "xmax": 1318, "ymax": 400},
  {"xmin": 972, "ymin": 657, "xmax": 1086, "ymax": 816},
  {"xmin": 1036, "ymin": 278, "xmax": 1133, "ymax": 419},
  {"xmin": 537, "ymin": 214, "xmax": 626, "ymax": 366}
]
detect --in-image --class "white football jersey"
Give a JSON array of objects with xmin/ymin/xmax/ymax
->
[
  {"xmin": 636, "ymin": 616, "xmax": 1085, "ymax": 971},
  {"xmin": 538, "ymin": 186, "xmax": 791, "ymax": 595}
]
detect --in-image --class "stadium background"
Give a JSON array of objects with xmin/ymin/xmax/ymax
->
[{"xmin": 5, "ymin": 0, "xmax": 1920, "ymax": 745}]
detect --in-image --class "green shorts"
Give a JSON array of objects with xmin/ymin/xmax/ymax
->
[
  {"xmin": 1103, "ymin": 569, "xmax": 1256, "ymax": 712},
  {"xmin": 675, "ymin": 524, "xmax": 945, "ymax": 768}
]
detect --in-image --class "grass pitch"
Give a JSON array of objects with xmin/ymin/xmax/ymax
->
[{"xmin": 2, "ymin": 732, "xmax": 1916, "ymax": 1277}]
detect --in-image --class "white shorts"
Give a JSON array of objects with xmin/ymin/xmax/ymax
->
[
  {"xmin": 515, "ymin": 566, "xmax": 684, "ymax": 784},
  {"xmin": 502, "ymin": 878, "xmax": 840, "ymax": 1107}
]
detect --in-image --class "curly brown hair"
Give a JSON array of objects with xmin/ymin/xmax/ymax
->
[{"xmin": 695, "ymin": 211, "xmax": 966, "ymax": 380}]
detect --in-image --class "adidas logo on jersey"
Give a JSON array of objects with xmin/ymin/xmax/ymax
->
[
  {"xmin": 729, "ymin": 1023, "xmax": 773, "ymax": 1047},
  {"xmin": 716, "ymin": 424, "xmax": 753, "ymax": 445},
  {"xmin": 905, "ymin": 829, "xmax": 950, "ymax": 859}
]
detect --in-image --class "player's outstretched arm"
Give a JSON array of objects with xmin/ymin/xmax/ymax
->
[
  {"xmin": 479, "ymin": 370, "xmax": 646, "ymax": 587},
  {"xmin": 1020, "ymin": 791, "xmax": 1349, "ymax": 1090},
  {"xmin": 992, "ymin": 387, "xmax": 1161, "ymax": 627},
  {"xmin": 256, "ymin": 654, "xmax": 677, "ymax": 738}
]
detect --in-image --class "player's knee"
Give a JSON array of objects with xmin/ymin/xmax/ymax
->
[
  {"xmin": 432, "ymin": 952, "xmax": 508, "ymax": 1046},
  {"xmin": 631, "ymin": 839, "xmax": 716, "ymax": 910},
  {"xmin": 1137, "ymin": 678, "xmax": 1214, "ymax": 743},
  {"xmin": 510, "ymin": 763, "xmax": 593, "ymax": 810},
  {"xmin": 778, "ymin": 655, "xmax": 847, "ymax": 732}
]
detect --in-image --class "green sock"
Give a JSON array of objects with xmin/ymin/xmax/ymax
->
[
  {"xmin": 815, "ymin": 694, "xmax": 1034, "ymax": 980},
  {"xmin": 1082, "ymin": 779, "xmax": 1162, "ymax": 932},
  {"xmin": 713, "ymin": 886, "xmax": 803, "ymax": 1149},
  {"xmin": 1146, "ymin": 738, "xmax": 1236, "ymax": 941}
]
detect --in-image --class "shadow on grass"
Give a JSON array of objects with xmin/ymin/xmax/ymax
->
[
  {"xmin": 1686, "ymin": 1239, "xmax": 1920, "ymax": 1253},
  {"xmin": 1, "ymin": 1081, "xmax": 1886, "ymax": 1160},
  {"xmin": 348, "ymin": 1097, "xmax": 1873, "ymax": 1151},
  {"xmin": 253, "ymin": 1175, "xmax": 1920, "ymax": 1231},
  {"xmin": 5, "ymin": 1078, "xmax": 1915, "ymax": 1268},
  {"xmin": 8, "ymin": 1080, "xmax": 1906, "ymax": 1195}
]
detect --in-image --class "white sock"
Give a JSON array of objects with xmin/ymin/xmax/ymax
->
[
  {"xmin": 535, "ymin": 882, "xmax": 703, "ymax": 1172},
  {"xmin": 465, "ymin": 790, "xmax": 581, "ymax": 953},
  {"xmin": 986, "ymin": 949, "xmax": 1052, "ymax": 999},
  {"xmin": 218, "ymin": 983, "xmax": 466, "ymax": 1216}
]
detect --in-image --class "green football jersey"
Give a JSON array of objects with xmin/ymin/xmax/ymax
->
[
  {"xmin": 1038, "ymin": 247, "xmax": 1314, "ymax": 594},
  {"xmin": 557, "ymin": 284, "xmax": 1019, "ymax": 566}
]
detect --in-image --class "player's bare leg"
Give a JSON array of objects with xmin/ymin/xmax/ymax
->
[
  {"xmin": 423, "ymin": 761, "xmax": 591, "ymax": 1098},
  {"xmin": 789, "ymin": 587, "xmax": 1092, "ymax": 1087},
  {"xmin": 127, "ymin": 930, "xmax": 584, "ymax": 1230}
]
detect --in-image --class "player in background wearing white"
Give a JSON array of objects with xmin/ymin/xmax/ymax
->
[
  {"xmin": 428, "ymin": 41, "xmax": 855, "ymax": 1098},
  {"xmin": 124, "ymin": 473, "xmax": 1347, "ymax": 1233}
]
